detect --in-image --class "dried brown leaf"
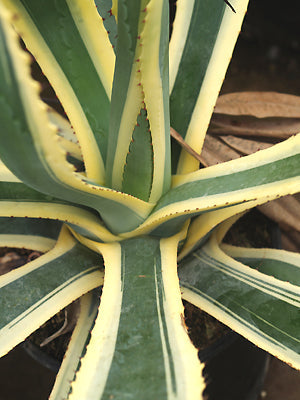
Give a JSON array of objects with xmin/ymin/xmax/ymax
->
[
  {"xmin": 209, "ymin": 114, "xmax": 300, "ymax": 140},
  {"xmin": 281, "ymin": 231, "xmax": 300, "ymax": 252},
  {"xmin": 201, "ymin": 135, "xmax": 241, "ymax": 166},
  {"xmin": 219, "ymin": 135, "xmax": 272, "ymax": 155},
  {"xmin": 258, "ymin": 196, "xmax": 300, "ymax": 233},
  {"xmin": 170, "ymin": 127, "xmax": 205, "ymax": 164},
  {"xmin": 214, "ymin": 92, "xmax": 300, "ymax": 118}
]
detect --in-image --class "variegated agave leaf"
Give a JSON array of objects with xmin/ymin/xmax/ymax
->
[{"xmin": 0, "ymin": 1, "xmax": 299, "ymax": 399}]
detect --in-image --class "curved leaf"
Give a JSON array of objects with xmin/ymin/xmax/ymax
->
[
  {"xmin": 179, "ymin": 233, "xmax": 300, "ymax": 370},
  {"xmin": 3, "ymin": 0, "xmax": 114, "ymax": 180},
  {"xmin": 0, "ymin": 180, "xmax": 118, "ymax": 242},
  {"xmin": 49, "ymin": 290, "xmax": 101, "ymax": 400},
  {"xmin": 222, "ymin": 245, "xmax": 300, "ymax": 286},
  {"xmin": 0, "ymin": 8, "xmax": 152, "ymax": 234},
  {"xmin": 123, "ymin": 136, "xmax": 300, "ymax": 238},
  {"xmin": 0, "ymin": 217, "xmax": 61, "ymax": 251},
  {"xmin": 0, "ymin": 226, "xmax": 103, "ymax": 357}
]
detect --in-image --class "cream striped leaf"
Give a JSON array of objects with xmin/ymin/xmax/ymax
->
[
  {"xmin": 0, "ymin": 7, "xmax": 153, "ymax": 234},
  {"xmin": 121, "ymin": 135, "xmax": 300, "ymax": 238},
  {"xmin": 49, "ymin": 290, "xmax": 102, "ymax": 400},
  {"xmin": 222, "ymin": 245, "xmax": 300, "ymax": 286},
  {"xmin": 0, "ymin": 179, "xmax": 118, "ymax": 243},
  {"xmin": 0, "ymin": 216, "xmax": 61, "ymax": 251},
  {"xmin": 179, "ymin": 232, "xmax": 300, "ymax": 369},
  {"xmin": 2, "ymin": 0, "xmax": 114, "ymax": 182},
  {"xmin": 106, "ymin": 0, "xmax": 171, "ymax": 203},
  {"xmin": 68, "ymin": 234, "xmax": 205, "ymax": 400},
  {"xmin": 170, "ymin": 0, "xmax": 249, "ymax": 174},
  {"xmin": 0, "ymin": 227, "xmax": 103, "ymax": 357}
]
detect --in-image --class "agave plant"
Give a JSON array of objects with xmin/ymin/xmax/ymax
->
[{"xmin": 0, "ymin": 0, "xmax": 299, "ymax": 399}]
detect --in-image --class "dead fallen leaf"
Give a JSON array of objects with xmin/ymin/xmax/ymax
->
[
  {"xmin": 171, "ymin": 92, "xmax": 300, "ymax": 251},
  {"xmin": 214, "ymin": 92, "xmax": 300, "ymax": 118},
  {"xmin": 170, "ymin": 127, "xmax": 204, "ymax": 164},
  {"xmin": 219, "ymin": 135, "xmax": 272, "ymax": 155},
  {"xmin": 258, "ymin": 196, "xmax": 300, "ymax": 251},
  {"xmin": 281, "ymin": 230, "xmax": 300, "ymax": 253},
  {"xmin": 201, "ymin": 135, "xmax": 241, "ymax": 166},
  {"xmin": 209, "ymin": 114, "xmax": 300, "ymax": 140},
  {"xmin": 258, "ymin": 196, "xmax": 300, "ymax": 233}
]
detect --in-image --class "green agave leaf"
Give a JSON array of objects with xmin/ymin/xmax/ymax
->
[
  {"xmin": 179, "ymin": 233, "xmax": 300, "ymax": 369},
  {"xmin": 2, "ymin": 0, "xmax": 114, "ymax": 182},
  {"xmin": 161, "ymin": 142, "xmax": 299, "ymax": 210},
  {"xmin": 47, "ymin": 108, "xmax": 83, "ymax": 167},
  {"xmin": 95, "ymin": 0, "xmax": 118, "ymax": 51},
  {"xmin": 169, "ymin": 0, "xmax": 249, "ymax": 173},
  {"xmin": 222, "ymin": 245, "xmax": 300, "ymax": 286},
  {"xmin": 122, "ymin": 109, "xmax": 153, "ymax": 201},
  {"xmin": 0, "ymin": 159, "xmax": 19, "ymax": 182},
  {"xmin": 0, "ymin": 180, "xmax": 118, "ymax": 242},
  {"xmin": 0, "ymin": 216, "xmax": 61, "ymax": 251},
  {"xmin": 68, "ymin": 235, "xmax": 204, "ymax": 400},
  {"xmin": 179, "ymin": 198, "xmax": 270, "ymax": 259},
  {"xmin": 124, "ymin": 136, "xmax": 300, "ymax": 238},
  {"xmin": 49, "ymin": 290, "xmax": 100, "ymax": 400},
  {"xmin": 106, "ymin": 0, "xmax": 171, "ymax": 203},
  {"xmin": 0, "ymin": 226, "xmax": 103, "ymax": 357},
  {"xmin": 0, "ymin": 7, "xmax": 152, "ymax": 234}
]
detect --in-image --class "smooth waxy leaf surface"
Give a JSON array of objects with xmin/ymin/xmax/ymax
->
[
  {"xmin": 125, "ymin": 135, "xmax": 300, "ymax": 238},
  {"xmin": 0, "ymin": 227, "xmax": 103, "ymax": 357},
  {"xmin": 169, "ymin": 0, "xmax": 248, "ymax": 173},
  {"xmin": 68, "ymin": 235, "xmax": 204, "ymax": 400},
  {"xmin": 222, "ymin": 245, "xmax": 300, "ymax": 286},
  {"xmin": 0, "ymin": 7, "xmax": 152, "ymax": 234},
  {"xmin": 49, "ymin": 291, "xmax": 101, "ymax": 400},
  {"xmin": 179, "ymin": 233, "xmax": 300, "ymax": 369},
  {"xmin": 2, "ymin": 0, "xmax": 114, "ymax": 182},
  {"xmin": 107, "ymin": 0, "xmax": 171, "ymax": 203}
]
